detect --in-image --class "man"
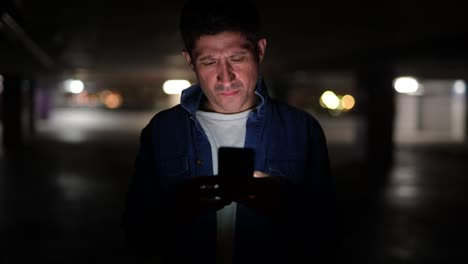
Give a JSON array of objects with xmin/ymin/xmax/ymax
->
[{"xmin": 122, "ymin": 0, "xmax": 334, "ymax": 263}]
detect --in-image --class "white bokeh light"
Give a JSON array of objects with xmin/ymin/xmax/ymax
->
[
  {"xmin": 393, "ymin": 77, "xmax": 419, "ymax": 94},
  {"xmin": 320, "ymin": 91, "xmax": 340, "ymax": 109},
  {"xmin": 163, "ymin": 80, "xmax": 191, "ymax": 95},
  {"xmin": 65, "ymin": 79, "xmax": 84, "ymax": 94},
  {"xmin": 453, "ymin": 80, "xmax": 466, "ymax": 95}
]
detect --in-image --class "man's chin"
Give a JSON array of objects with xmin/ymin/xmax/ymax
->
[
  {"xmin": 216, "ymin": 104, "xmax": 242, "ymax": 114},
  {"xmin": 217, "ymin": 99, "xmax": 244, "ymax": 113}
]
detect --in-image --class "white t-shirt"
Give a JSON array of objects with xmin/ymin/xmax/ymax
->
[{"xmin": 196, "ymin": 109, "xmax": 252, "ymax": 264}]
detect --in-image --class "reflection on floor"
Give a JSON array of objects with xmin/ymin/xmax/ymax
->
[{"xmin": 1, "ymin": 108, "xmax": 467, "ymax": 263}]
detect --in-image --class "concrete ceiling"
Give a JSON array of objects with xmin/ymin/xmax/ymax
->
[{"xmin": 1, "ymin": 0, "xmax": 468, "ymax": 83}]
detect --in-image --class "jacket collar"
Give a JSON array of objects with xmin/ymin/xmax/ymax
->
[{"xmin": 180, "ymin": 76, "xmax": 269, "ymax": 117}]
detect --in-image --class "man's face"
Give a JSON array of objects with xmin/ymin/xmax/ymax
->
[{"xmin": 183, "ymin": 31, "xmax": 267, "ymax": 114}]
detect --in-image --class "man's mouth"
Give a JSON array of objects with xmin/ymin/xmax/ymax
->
[{"xmin": 220, "ymin": 90, "xmax": 240, "ymax": 96}]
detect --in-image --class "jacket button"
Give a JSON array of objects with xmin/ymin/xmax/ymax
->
[{"xmin": 196, "ymin": 159, "xmax": 203, "ymax": 166}]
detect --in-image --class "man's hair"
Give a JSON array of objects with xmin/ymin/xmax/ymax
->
[{"xmin": 179, "ymin": 0, "xmax": 262, "ymax": 55}]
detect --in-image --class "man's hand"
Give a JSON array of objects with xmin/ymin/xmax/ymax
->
[
  {"xmin": 234, "ymin": 171, "xmax": 287, "ymax": 216},
  {"xmin": 174, "ymin": 176, "xmax": 231, "ymax": 217}
]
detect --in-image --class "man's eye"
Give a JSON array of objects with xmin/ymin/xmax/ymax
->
[
  {"xmin": 231, "ymin": 57, "xmax": 244, "ymax": 62},
  {"xmin": 201, "ymin": 61, "xmax": 216, "ymax": 66}
]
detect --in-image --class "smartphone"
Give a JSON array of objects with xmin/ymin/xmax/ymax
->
[{"xmin": 218, "ymin": 147, "xmax": 255, "ymax": 194}]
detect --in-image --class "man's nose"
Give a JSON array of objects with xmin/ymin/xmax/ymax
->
[{"xmin": 217, "ymin": 60, "xmax": 235, "ymax": 84}]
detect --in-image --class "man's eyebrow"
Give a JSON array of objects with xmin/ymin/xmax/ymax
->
[
  {"xmin": 230, "ymin": 50, "xmax": 248, "ymax": 57},
  {"xmin": 194, "ymin": 44, "xmax": 253, "ymax": 61},
  {"xmin": 197, "ymin": 55, "xmax": 215, "ymax": 62}
]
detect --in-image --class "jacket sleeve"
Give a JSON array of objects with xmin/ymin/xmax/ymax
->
[
  {"xmin": 121, "ymin": 121, "xmax": 164, "ymax": 261},
  {"xmin": 303, "ymin": 117, "xmax": 336, "ymax": 262}
]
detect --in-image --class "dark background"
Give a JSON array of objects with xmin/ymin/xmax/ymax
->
[{"xmin": 1, "ymin": 0, "xmax": 468, "ymax": 263}]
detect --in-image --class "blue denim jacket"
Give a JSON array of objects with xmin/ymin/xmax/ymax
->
[{"xmin": 123, "ymin": 78, "xmax": 333, "ymax": 264}]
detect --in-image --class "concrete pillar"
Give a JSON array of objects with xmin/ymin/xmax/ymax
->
[
  {"xmin": 355, "ymin": 62, "xmax": 396, "ymax": 186},
  {"xmin": 1, "ymin": 75, "xmax": 35, "ymax": 151}
]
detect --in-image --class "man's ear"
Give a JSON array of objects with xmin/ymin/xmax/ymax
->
[
  {"xmin": 182, "ymin": 50, "xmax": 195, "ymax": 71},
  {"xmin": 256, "ymin": 38, "xmax": 267, "ymax": 63}
]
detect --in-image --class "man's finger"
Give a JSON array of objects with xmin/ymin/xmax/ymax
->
[
  {"xmin": 197, "ymin": 184, "xmax": 223, "ymax": 197},
  {"xmin": 185, "ymin": 175, "xmax": 224, "ymax": 186},
  {"xmin": 253, "ymin": 170, "xmax": 270, "ymax": 178}
]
